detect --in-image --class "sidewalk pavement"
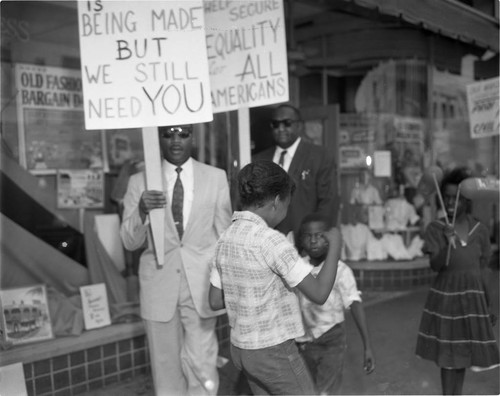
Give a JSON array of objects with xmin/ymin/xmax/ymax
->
[
  {"xmin": 82, "ymin": 270, "xmax": 500, "ymax": 395},
  {"xmin": 341, "ymin": 286, "xmax": 499, "ymax": 395}
]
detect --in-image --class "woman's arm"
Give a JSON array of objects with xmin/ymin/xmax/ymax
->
[{"xmin": 424, "ymin": 222, "xmax": 450, "ymax": 272}]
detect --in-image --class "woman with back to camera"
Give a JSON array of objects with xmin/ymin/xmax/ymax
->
[{"xmin": 209, "ymin": 160, "xmax": 343, "ymax": 395}]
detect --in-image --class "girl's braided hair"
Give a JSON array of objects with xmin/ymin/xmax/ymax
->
[{"xmin": 238, "ymin": 160, "xmax": 295, "ymax": 208}]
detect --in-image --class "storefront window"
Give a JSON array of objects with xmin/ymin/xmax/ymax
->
[{"xmin": 326, "ymin": 58, "xmax": 498, "ymax": 262}]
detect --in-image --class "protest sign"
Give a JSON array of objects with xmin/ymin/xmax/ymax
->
[
  {"xmin": 204, "ymin": 0, "xmax": 289, "ymax": 113},
  {"xmin": 78, "ymin": 1, "xmax": 213, "ymax": 129},
  {"xmin": 466, "ymin": 77, "xmax": 499, "ymax": 139}
]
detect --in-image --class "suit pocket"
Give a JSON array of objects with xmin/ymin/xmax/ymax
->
[{"xmin": 138, "ymin": 257, "xmax": 157, "ymax": 280}]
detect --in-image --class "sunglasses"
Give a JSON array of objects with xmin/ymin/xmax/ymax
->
[
  {"xmin": 270, "ymin": 119, "xmax": 300, "ymax": 129},
  {"xmin": 160, "ymin": 126, "xmax": 193, "ymax": 139}
]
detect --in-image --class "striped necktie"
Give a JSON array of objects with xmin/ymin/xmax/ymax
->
[
  {"xmin": 172, "ymin": 167, "xmax": 184, "ymax": 239},
  {"xmin": 279, "ymin": 150, "xmax": 287, "ymax": 168}
]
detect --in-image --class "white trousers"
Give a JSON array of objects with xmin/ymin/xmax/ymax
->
[{"xmin": 144, "ymin": 269, "xmax": 219, "ymax": 396}]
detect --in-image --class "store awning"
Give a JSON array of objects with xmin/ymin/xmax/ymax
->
[{"xmin": 339, "ymin": 0, "xmax": 499, "ymax": 51}]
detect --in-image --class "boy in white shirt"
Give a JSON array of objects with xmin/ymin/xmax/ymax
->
[{"xmin": 297, "ymin": 213, "xmax": 376, "ymax": 395}]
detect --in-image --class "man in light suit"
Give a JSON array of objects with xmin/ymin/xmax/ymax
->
[
  {"xmin": 253, "ymin": 104, "xmax": 338, "ymax": 240},
  {"xmin": 120, "ymin": 124, "xmax": 232, "ymax": 395}
]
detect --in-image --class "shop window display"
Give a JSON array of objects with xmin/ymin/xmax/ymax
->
[{"xmin": 336, "ymin": 58, "xmax": 498, "ymax": 265}]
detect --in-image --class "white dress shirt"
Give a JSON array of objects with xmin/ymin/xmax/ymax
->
[
  {"xmin": 163, "ymin": 158, "xmax": 194, "ymax": 230},
  {"xmin": 298, "ymin": 260, "xmax": 362, "ymax": 341},
  {"xmin": 272, "ymin": 137, "xmax": 301, "ymax": 172}
]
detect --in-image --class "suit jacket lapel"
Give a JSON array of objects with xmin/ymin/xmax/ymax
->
[
  {"xmin": 288, "ymin": 140, "xmax": 306, "ymax": 180},
  {"xmin": 185, "ymin": 159, "xmax": 204, "ymax": 232},
  {"xmin": 161, "ymin": 161, "xmax": 178, "ymax": 237}
]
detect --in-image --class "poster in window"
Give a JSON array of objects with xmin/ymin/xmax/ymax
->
[
  {"xmin": 466, "ymin": 77, "xmax": 499, "ymax": 139},
  {"xmin": 339, "ymin": 114, "xmax": 376, "ymax": 168},
  {"xmin": 104, "ymin": 128, "xmax": 144, "ymax": 173},
  {"xmin": 14, "ymin": 63, "xmax": 106, "ymax": 174},
  {"xmin": 0, "ymin": 285, "xmax": 53, "ymax": 346},
  {"xmin": 57, "ymin": 169, "xmax": 104, "ymax": 209},
  {"xmin": 80, "ymin": 283, "xmax": 111, "ymax": 330}
]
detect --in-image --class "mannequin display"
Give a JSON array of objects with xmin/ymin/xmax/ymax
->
[
  {"xmin": 366, "ymin": 233, "xmax": 388, "ymax": 261},
  {"xmin": 349, "ymin": 170, "xmax": 382, "ymax": 206},
  {"xmin": 384, "ymin": 186, "xmax": 420, "ymax": 231},
  {"xmin": 341, "ymin": 222, "xmax": 373, "ymax": 261},
  {"xmin": 407, "ymin": 235, "xmax": 424, "ymax": 259},
  {"xmin": 380, "ymin": 233, "xmax": 412, "ymax": 260}
]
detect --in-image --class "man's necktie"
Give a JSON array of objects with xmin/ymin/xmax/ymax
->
[
  {"xmin": 278, "ymin": 150, "xmax": 287, "ymax": 168},
  {"xmin": 172, "ymin": 167, "xmax": 184, "ymax": 239}
]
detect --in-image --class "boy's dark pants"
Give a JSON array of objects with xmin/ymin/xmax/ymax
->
[
  {"xmin": 298, "ymin": 322, "xmax": 347, "ymax": 395},
  {"xmin": 230, "ymin": 339, "xmax": 317, "ymax": 395}
]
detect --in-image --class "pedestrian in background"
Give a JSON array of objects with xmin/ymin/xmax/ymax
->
[
  {"xmin": 120, "ymin": 125, "xmax": 232, "ymax": 395},
  {"xmin": 209, "ymin": 160, "xmax": 343, "ymax": 395},
  {"xmin": 297, "ymin": 213, "xmax": 375, "ymax": 395},
  {"xmin": 253, "ymin": 104, "xmax": 339, "ymax": 240},
  {"xmin": 415, "ymin": 166, "xmax": 499, "ymax": 395}
]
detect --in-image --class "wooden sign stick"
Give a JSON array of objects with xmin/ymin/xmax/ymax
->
[
  {"xmin": 238, "ymin": 107, "xmax": 251, "ymax": 168},
  {"xmin": 445, "ymin": 185, "xmax": 461, "ymax": 267},
  {"xmin": 141, "ymin": 127, "xmax": 165, "ymax": 266}
]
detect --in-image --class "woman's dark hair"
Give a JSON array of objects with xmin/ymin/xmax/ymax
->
[
  {"xmin": 440, "ymin": 166, "xmax": 473, "ymax": 212},
  {"xmin": 238, "ymin": 160, "xmax": 295, "ymax": 208},
  {"xmin": 441, "ymin": 166, "xmax": 472, "ymax": 188}
]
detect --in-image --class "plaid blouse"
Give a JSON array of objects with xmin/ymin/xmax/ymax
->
[{"xmin": 210, "ymin": 211, "xmax": 311, "ymax": 349}]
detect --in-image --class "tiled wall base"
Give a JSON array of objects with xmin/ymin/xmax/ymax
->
[
  {"xmin": 23, "ymin": 335, "xmax": 149, "ymax": 396},
  {"xmin": 3, "ymin": 316, "xmax": 232, "ymax": 396},
  {"xmin": 348, "ymin": 258, "xmax": 434, "ymax": 291}
]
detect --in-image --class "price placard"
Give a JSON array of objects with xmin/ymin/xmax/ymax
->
[{"xmin": 80, "ymin": 283, "xmax": 111, "ymax": 330}]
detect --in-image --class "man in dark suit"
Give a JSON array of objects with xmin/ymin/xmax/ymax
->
[{"xmin": 253, "ymin": 104, "xmax": 338, "ymax": 239}]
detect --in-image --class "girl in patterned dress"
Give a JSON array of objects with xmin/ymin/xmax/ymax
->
[{"xmin": 415, "ymin": 167, "xmax": 499, "ymax": 395}]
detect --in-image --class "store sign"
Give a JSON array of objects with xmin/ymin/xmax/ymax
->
[
  {"xmin": 393, "ymin": 117, "xmax": 424, "ymax": 143},
  {"xmin": 15, "ymin": 63, "xmax": 83, "ymax": 110},
  {"xmin": 77, "ymin": 1, "xmax": 212, "ymax": 130},
  {"xmin": 339, "ymin": 113, "xmax": 376, "ymax": 168},
  {"xmin": 1, "ymin": 16, "xmax": 30, "ymax": 42},
  {"xmin": 14, "ymin": 63, "xmax": 105, "ymax": 173},
  {"xmin": 339, "ymin": 146, "xmax": 365, "ymax": 169},
  {"xmin": 204, "ymin": 0, "xmax": 289, "ymax": 112},
  {"xmin": 466, "ymin": 77, "xmax": 499, "ymax": 139}
]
